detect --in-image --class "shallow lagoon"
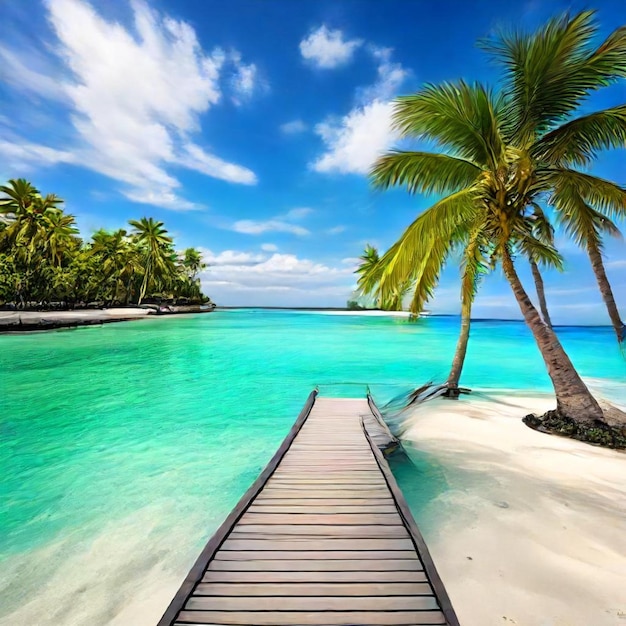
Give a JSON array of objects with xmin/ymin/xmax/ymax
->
[{"xmin": 1, "ymin": 310, "xmax": 624, "ymax": 624}]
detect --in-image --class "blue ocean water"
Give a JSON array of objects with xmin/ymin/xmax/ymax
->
[{"xmin": 0, "ymin": 310, "xmax": 624, "ymax": 624}]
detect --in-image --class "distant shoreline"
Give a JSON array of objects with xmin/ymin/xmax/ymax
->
[{"xmin": 0, "ymin": 305, "xmax": 214, "ymax": 334}]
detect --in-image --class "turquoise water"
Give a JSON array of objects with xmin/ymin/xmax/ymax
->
[{"xmin": 0, "ymin": 310, "xmax": 624, "ymax": 625}]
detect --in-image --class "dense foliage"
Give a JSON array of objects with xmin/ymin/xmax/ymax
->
[{"xmin": 0, "ymin": 179, "xmax": 210, "ymax": 308}]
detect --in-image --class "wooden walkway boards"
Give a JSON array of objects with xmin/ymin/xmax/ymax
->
[{"xmin": 158, "ymin": 392, "xmax": 459, "ymax": 626}]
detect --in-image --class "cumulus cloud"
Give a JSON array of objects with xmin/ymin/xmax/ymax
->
[
  {"xmin": 261, "ymin": 243, "xmax": 278, "ymax": 252},
  {"xmin": 311, "ymin": 46, "xmax": 409, "ymax": 175},
  {"xmin": 299, "ymin": 26, "xmax": 362, "ymax": 69},
  {"xmin": 0, "ymin": 0, "xmax": 258, "ymax": 209},
  {"xmin": 199, "ymin": 248, "xmax": 355, "ymax": 306},
  {"xmin": 280, "ymin": 119, "xmax": 308, "ymax": 134}
]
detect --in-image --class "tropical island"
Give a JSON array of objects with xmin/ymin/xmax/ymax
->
[{"xmin": 0, "ymin": 178, "xmax": 215, "ymax": 331}]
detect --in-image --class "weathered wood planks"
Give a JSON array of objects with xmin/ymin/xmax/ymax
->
[{"xmin": 158, "ymin": 394, "xmax": 459, "ymax": 626}]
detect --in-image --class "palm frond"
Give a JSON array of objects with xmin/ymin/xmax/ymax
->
[
  {"xmin": 371, "ymin": 151, "xmax": 482, "ymax": 195},
  {"xmin": 481, "ymin": 11, "xmax": 626, "ymax": 142},
  {"xmin": 391, "ymin": 81, "xmax": 504, "ymax": 168},
  {"xmin": 376, "ymin": 188, "xmax": 478, "ymax": 314},
  {"xmin": 552, "ymin": 190, "xmax": 622, "ymax": 248},
  {"xmin": 533, "ymin": 105, "xmax": 626, "ymax": 166},
  {"xmin": 549, "ymin": 169, "xmax": 626, "ymax": 219}
]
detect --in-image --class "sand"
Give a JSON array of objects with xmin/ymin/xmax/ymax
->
[{"xmin": 400, "ymin": 392, "xmax": 626, "ymax": 626}]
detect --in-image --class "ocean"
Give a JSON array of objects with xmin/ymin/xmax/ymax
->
[{"xmin": 1, "ymin": 310, "xmax": 624, "ymax": 625}]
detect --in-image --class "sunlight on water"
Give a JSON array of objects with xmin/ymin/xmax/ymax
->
[{"xmin": 0, "ymin": 310, "xmax": 624, "ymax": 624}]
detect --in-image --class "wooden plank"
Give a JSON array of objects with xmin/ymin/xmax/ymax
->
[
  {"xmin": 184, "ymin": 595, "xmax": 440, "ymax": 611},
  {"xmin": 252, "ymin": 497, "xmax": 394, "ymax": 506},
  {"xmin": 258, "ymin": 489, "xmax": 391, "ymax": 498},
  {"xmin": 201, "ymin": 570, "xmax": 428, "ymax": 583},
  {"xmin": 193, "ymin": 582, "xmax": 434, "ymax": 596},
  {"xmin": 208, "ymin": 550, "xmax": 423, "ymax": 572},
  {"xmin": 220, "ymin": 538, "xmax": 415, "ymax": 551},
  {"xmin": 247, "ymin": 505, "xmax": 399, "ymax": 513},
  {"xmin": 230, "ymin": 523, "xmax": 409, "ymax": 539},
  {"xmin": 175, "ymin": 610, "xmax": 446, "ymax": 625},
  {"xmin": 239, "ymin": 513, "xmax": 402, "ymax": 525},
  {"xmin": 210, "ymin": 549, "xmax": 421, "ymax": 567},
  {"xmin": 264, "ymin": 482, "xmax": 388, "ymax": 489}
]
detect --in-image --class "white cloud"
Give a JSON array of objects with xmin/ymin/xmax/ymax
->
[
  {"xmin": 280, "ymin": 119, "xmax": 307, "ymax": 134},
  {"xmin": 299, "ymin": 26, "xmax": 362, "ymax": 69},
  {"xmin": 0, "ymin": 46, "xmax": 67, "ymax": 101},
  {"xmin": 179, "ymin": 143, "xmax": 257, "ymax": 185},
  {"xmin": 199, "ymin": 249, "xmax": 355, "ymax": 306},
  {"xmin": 312, "ymin": 100, "xmax": 397, "ymax": 174},
  {"xmin": 606, "ymin": 259, "xmax": 626, "ymax": 270},
  {"xmin": 231, "ymin": 219, "xmax": 310, "ymax": 236},
  {"xmin": 261, "ymin": 243, "xmax": 278, "ymax": 252},
  {"xmin": 228, "ymin": 207, "xmax": 313, "ymax": 236},
  {"xmin": 284, "ymin": 207, "xmax": 314, "ymax": 219},
  {"xmin": 0, "ymin": 0, "xmax": 258, "ymax": 210},
  {"xmin": 327, "ymin": 225, "xmax": 346, "ymax": 235},
  {"xmin": 0, "ymin": 139, "xmax": 76, "ymax": 168},
  {"xmin": 311, "ymin": 46, "xmax": 408, "ymax": 175},
  {"xmin": 229, "ymin": 50, "xmax": 265, "ymax": 104},
  {"xmin": 201, "ymin": 249, "xmax": 266, "ymax": 265}
]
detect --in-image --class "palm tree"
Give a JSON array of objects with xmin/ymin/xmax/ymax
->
[
  {"xmin": 129, "ymin": 217, "xmax": 175, "ymax": 305},
  {"xmin": 356, "ymin": 245, "xmax": 412, "ymax": 310},
  {"xmin": 181, "ymin": 247, "xmax": 206, "ymax": 281},
  {"xmin": 42, "ymin": 210, "xmax": 80, "ymax": 267},
  {"xmin": 91, "ymin": 229, "xmax": 140, "ymax": 303},
  {"xmin": 371, "ymin": 11, "xmax": 626, "ymax": 429}
]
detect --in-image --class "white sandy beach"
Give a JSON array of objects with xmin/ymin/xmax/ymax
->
[{"xmin": 401, "ymin": 392, "xmax": 626, "ymax": 626}]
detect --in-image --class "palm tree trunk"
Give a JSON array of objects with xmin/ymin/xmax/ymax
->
[
  {"xmin": 587, "ymin": 242, "xmax": 625, "ymax": 343},
  {"xmin": 530, "ymin": 258, "xmax": 552, "ymax": 329},
  {"xmin": 446, "ymin": 299, "xmax": 471, "ymax": 396},
  {"xmin": 501, "ymin": 247, "xmax": 604, "ymax": 425}
]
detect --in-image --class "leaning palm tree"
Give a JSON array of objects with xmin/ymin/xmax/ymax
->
[
  {"xmin": 129, "ymin": 217, "xmax": 175, "ymax": 305},
  {"xmin": 371, "ymin": 11, "xmax": 626, "ymax": 434}
]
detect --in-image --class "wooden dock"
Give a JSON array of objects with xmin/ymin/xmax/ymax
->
[{"xmin": 158, "ymin": 391, "xmax": 459, "ymax": 626}]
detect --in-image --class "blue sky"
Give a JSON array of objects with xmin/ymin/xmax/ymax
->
[{"xmin": 1, "ymin": 0, "xmax": 625, "ymax": 323}]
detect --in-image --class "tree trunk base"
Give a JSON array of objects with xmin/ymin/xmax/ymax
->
[
  {"xmin": 442, "ymin": 386, "xmax": 472, "ymax": 399},
  {"xmin": 523, "ymin": 409, "xmax": 626, "ymax": 449}
]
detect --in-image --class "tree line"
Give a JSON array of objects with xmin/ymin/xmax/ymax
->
[
  {"xmin": 0, "ymin": 179, "xmax": 209, "ymax": 308},
  {"xmin": 356, "ymin": 10, "xmax": 626, "ymax": 446}
]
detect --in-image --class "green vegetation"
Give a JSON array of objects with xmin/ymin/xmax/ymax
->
[
  {"xmin": 0, "ymin": 179, "xmax": 210, "ymax": 309},
  {"xmin": 360, "ymin": 10, "xmax": 626, "ymax": 442}
]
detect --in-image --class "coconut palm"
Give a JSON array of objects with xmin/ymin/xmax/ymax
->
[
  {"xmin": 371, "ymin": 11, "xmax": 626, "ymax": 429},
  {"xmin": 129, "ymin": 217, "xmax": 175, "ymax": 305},
  {"xmin": 42, "ymin": 210, "xmax": 80, "ymax": 267},
  {"xmin": 356, "ymin": 245, "xmax": 412, "ymax": 310},
  {"xmin": 91, "ymin": 229, "xmax": 141, "ymax": 303}
]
